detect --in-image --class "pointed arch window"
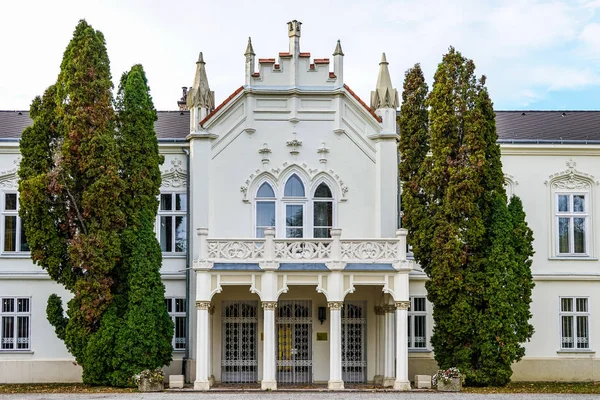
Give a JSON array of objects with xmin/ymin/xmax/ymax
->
[
  {"xmin": 283, "ymin": 175, "xmax": 305, "ymax": 238},
  {"xmin": 313, "ymin": 183, "xmax": 333, "ymax": 238},
  {"xmin": 256, "ymin": 182, "xmax": 276, "ymax": 238}
]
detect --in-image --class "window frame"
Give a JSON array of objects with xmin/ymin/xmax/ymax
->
[
  {"xmin": 1, "ymin": 296, "xmax": 31, "ymax": 352},
  {"xmin": 254, "ymin": 182, "xmax": 277, "ymax": 238},
  {"xmin": 312, "ymin": 182, "xmax": 334, "ymax": 239},
  {"xmin": 1, "ymin": 191, "xmax": 29, "ymax": 255},
  {"xmin": 165, "ymin": 297, "xmax": 187, "ymax": 351},
  {"xmin": 157, "ymin": 192, "xmax": 187, "ymax": 255},
  {"xmin": 408, "ymin": 296, "xmax": 427, "ymax": 350},
  {"xmin": 559, "ymin": 296, "xmax": 590, "ymax": 351},
  {"xmin": 555, "ymin": 192, "xmax": 589, "ymax": 256},
  {"xmin": 280, "ymin": 174, "xmax": 308, "ymax": 239}
]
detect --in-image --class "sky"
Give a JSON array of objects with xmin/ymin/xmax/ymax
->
[{"xmin": 2, "ymin": 0, "xmax": 600, "ymax": 111}]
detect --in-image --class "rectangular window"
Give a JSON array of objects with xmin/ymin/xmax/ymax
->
[
  {"xmin": 285, "ymin": 204, "xmax": 303, "ymax": 238},
  {"xmin": 313, "ymin": 201, "xmax": 332, "ymax": 238},
  {"xmin": 1, "ymin": 297, "xmax": 30, "ymax": 351},
  {"xmin": 560, "ymin": 297, "xmax": 589, "ymax": 350},
  {"xmin": 158, "ymin": 193, "xmax": 187, "ymax": 253},
  {"xmin": 256, "ymin": 201, "xmax": 275, "ymax": 238},
  {"xmin": 556, "ymin": 194, "xmax": 587, "ymax": 255},
  {"xmin": 2, "ymin": 192, "xmax": 29, "ymax": 253},
  {"xmin": 165, "ymin": 297, "xmax": 186, "ymax": 350},
  {"xmin": 408, "ymin": 296, "xmax": 427, "ymax": 349}
]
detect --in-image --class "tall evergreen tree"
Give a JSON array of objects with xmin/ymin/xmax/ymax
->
[
  {"xmin": 401, "ymin": 47, "xmax": 535, "ymax": 385},
  {"xmin": 109, "ymin": 65, "xmax": 173, "ymax": 386},
  {"xmin": 398, "ymin": 64, "xmax": 432, "ymax": 272},
  {"xmin": 19, "ymin": 20, "xmax": 125, "ymax": 382}
]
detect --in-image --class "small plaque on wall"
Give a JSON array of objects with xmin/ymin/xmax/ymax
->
[{"xmin": 316, "ymin": 332, "xmax": 328, "ymax": 341}]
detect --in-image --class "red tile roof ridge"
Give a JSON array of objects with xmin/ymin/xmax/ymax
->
[
  {"xmin": 314, "ymin": 58, "xmax": 330, "ymax": 64},
  {"xmin": 200, "ymin": 86, "xmax": 245, "ymax": 127},
  {"xmin": 279, "ymin": 52, "xmax": 292, "ymax": 57},
  {"xmin": 343, "ymin": 84, "xmax": 382, "ymax": 123},
  {"xmin": 299, "ymin": 52, "xmax": 311, "ymax": 57},
  {"xmin": 258, "ymin": 58, "xmax": 276, "ymax": 63},
  {"xmin": 329, "ymin": 72, "xmax": 336, "ymax": 78}
]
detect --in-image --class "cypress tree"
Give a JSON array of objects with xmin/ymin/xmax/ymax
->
[
  {"xmin": 406, "ymin": 47, "xmax": 535, "ymax": 385},
  {"xmin": 19, "ymin": 20, "xmax": 125, "ymax": 381},
  {"xmin": 397, "ymin": 64, "xmax": 432, "ymax": 272},
  {"xmin": 109, "ymin": 65, "xmax": 173, "ymax": 386}
]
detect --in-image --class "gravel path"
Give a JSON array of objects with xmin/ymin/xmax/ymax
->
[{"xmin": 1, "ymin": 393, "xmax": 600, "ymax": 400}]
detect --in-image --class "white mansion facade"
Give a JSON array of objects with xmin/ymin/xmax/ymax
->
[{"xmin": 1, "ymin": 20, "xmax": 600, "ymax": 386}]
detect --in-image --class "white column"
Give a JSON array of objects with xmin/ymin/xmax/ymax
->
[
  {"xmin": 261, "ymin": 301, "xmax": 278, "ymax": 390},
  {"xmin": 328, "ymin": 301, "xmax": 344, "ymax": 390},
  {"xmin": 373, "ymin": 306, "xmax": 385, "ymax": 385},
  {"xmin": 394, "ymin": 301, "xmax": 411, "ymax": 390},
  {"xmin": 194, "ymin": 301, "xmax": 211, "ymax": 390},
  {"xmin": 383, "ymin": 304, "xmax": 396, "ymax": 387},
  {"xmin": 208, "ymin": 305, "xmax": 214, "ymax": 385}
]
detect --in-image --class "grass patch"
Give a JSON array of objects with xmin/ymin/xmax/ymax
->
[
  {"xmin": 0, "ymin": 383, "xmax": 136, "ymax": 394},
  {"xmin": 463, "ymin": 381, "xmax": 600, "ymax": 394}
]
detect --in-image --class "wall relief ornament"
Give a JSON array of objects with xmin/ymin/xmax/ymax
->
[
  {"xmin": 240, "ymin": 162, "xmax": 349, "ymax": 202},
  {"xmin": 195, "ymin": 301, "xmax": 212, "ymax": 310},
  {"xmin": 258, "ymin": 143, "xmax": 272, "ymax": 165},
  {"xmin": 328, "ymin": 301, "xmax": 344, "ymax": 310},
  {"xmin": 545, "ymin": 159, "xmax": 598, "ymax": 189},
  {"xmin": 161, "ymin": 158, "xmax": 187, "ymax": 188},
  {"xmin": 0, "ymin": 171, "xmax": 17, "ymax": 189}
]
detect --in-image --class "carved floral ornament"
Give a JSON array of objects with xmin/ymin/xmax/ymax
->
[
  {"xmin": 328, "ymin": 301, "xmax": 344, "ymax": 310},
  {"xmin": 195, "ymin": 301, "xmax": 211, "ymax": 310},
  {"xmin": 262, "ymin": 301, "xmax": 278, "ymax": 310},
  {"xmin": 395, "ymin": 301, "xmax": 411, "ymax": 310},
  {"xmin": 0, "ymin": 158, "xmax": 20, "ymax": 188},
  {"xmin": 240, "ymin": 161, "xmax": 349, "ymax": 203},
  {"xmin": 161, "ymin": 158, "xmax": 187, "ymax": 188},
  {"xmin": 545, "ymin": 159, "xmax": 598, "ymax": 190}
]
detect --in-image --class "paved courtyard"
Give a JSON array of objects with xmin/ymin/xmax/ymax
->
[{"xmin": 1, "ymin": 393, "xmax": 600, "ymax": 400}]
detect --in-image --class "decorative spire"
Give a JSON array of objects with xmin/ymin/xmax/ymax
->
[
  {"xmin": 370, "ymin": 52, "xmax": 398, "ymax": 110},
  {"xmin": 244, "ymin": 37, "xmax": 255, "ymax": 56},
  {"xmin": 187, "ymin": 52, "xmax": 215, "ymax": 110},
  {"xmin": 333, "ymin": 40, "xmax": 344, "ymax": 56}
]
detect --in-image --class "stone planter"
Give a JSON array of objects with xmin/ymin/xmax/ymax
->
[
  {"xmin": 436, "ymin": 377, "xmax": 461, "ymax": 392},
  {"xmin": 138, "ymin": 379, "xmax": 164, "ymax": 392}
]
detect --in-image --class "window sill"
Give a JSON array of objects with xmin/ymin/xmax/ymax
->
[
  {"xmin": 0, "ymin": 253, "xmax": 32, "ymax": 259},
  {"xmin": 557, "ymin": 349, "xmax": 595, "ymax": 354},
  {"xmin": 0, "ymin": 350, "xmax": 33, "ymax": 354},
  {"xmin": 408, "ymin": 348, "xmax": 432, "ymax": 353},
  {"xmin": 549, "ymin": 256, "xmax": 598, "ymax": 261},
  {"xmin": 162, "ymin": 253, "xmax": 186, "ymax": 259}
]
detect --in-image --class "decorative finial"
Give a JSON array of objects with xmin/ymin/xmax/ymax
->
[
  {"xmin": 245, "ymin": 37, "xmax": 255, "ymax": 56},
  {"xmin": 380, "ymin": 52, "xmax": 387, "ymax": 64},
  {"xmin": 197, "ymin": 52, "xmax": 205, "ymax": 64},
  {"xmin": 370, "ymin": 52, "xmax": 398, "ymax": 110},
  {"xmin": 333, "ymin": 40, "xmax": 344, "ymax": 56}
]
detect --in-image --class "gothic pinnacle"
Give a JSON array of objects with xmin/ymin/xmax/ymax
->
[
  {"xmin": 245, "ymin": 37, "xmax": 255, "ymax": 56},
  {"xmin": 333, "ymin": 39, "xmax": 344, "ymax": 56}
]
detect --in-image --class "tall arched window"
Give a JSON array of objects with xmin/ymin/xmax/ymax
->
[
  {"xmin": 256, "ymin": 182, "xmax": 275, "ymax": 238},
  {"xmin": 283, "ymin": 174, "xmax": 305, "ymax": 238},
  {"xmin": 313, "ymin": 183, "xmax": 333, "ymax": 238}
]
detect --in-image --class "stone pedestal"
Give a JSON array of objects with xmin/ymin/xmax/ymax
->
[{"xmin": 436, "ymin": 377, "xmax": 461, "ymax": 392}]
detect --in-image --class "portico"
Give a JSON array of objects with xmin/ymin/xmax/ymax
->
[{"xmin": 192, "ymin": 228, "xmax": 412, "ymax": 390}]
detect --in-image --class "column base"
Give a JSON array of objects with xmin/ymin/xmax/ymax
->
[
  {"xmin": 328, "ymin": 380, "xmax": 345, "ymax": 390},
  {"xmin": 261, "ymin": 380, "xmax": 277, "ymax": 391},
  {"xmin": 373, "ymin": 375, "xmax": 384, "ymax": 386},
  {"xmin": 382, "ymin": 377, "xmax": 395, "ymax": 387},
  {"xmin": 393, "ymin": 380, "xmax": 411, "ymax": 391},
  {"xmin": 194, "ymin": 380, "xmax": 211, "ymax": 391}
]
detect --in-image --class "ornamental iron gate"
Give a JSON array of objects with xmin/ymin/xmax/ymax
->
[
  {"xmin": 342, "ymin": 301, "xmax": 367, "ymax": 383},
  {"xmin": 277, "ymin": 300, "xmax": 313, "ymax": 384},
  {"xmin": 221, "ymin": 301, "xmax": 258, "ymax": 383}
]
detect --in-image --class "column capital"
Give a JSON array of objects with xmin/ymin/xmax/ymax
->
[
  {"xmin": 374, "ymin": 306, "xmax": 386, "ymax": 315},
  {"xmin": 196, "ymin": 301, "xmax": 212, "ymax": 310},
  {"xmin": 395, "ymin": 301, "xmax": 411, "ymax": 311},
  {"xmin": 384, "ymin": 304, "xmax": 396, "ymax": 313},
  {"xmin": 328, "ymin": 301, "xmax": 344, "ymax": 310},
  {"xmin": 262, "ymin": 301, "xmax": 278, "ymax": 310}
]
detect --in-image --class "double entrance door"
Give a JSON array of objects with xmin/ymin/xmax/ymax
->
[{"xmin": 220, "ymin": 300, "xmax": 366, "ymax": 385}]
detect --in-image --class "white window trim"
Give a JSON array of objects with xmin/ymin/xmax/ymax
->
[
  {"xmin": 1, "ymin": 191, "xmax": 29, "ymax": 255},
  {"xmin": 157, "ymin": 192, "xmax": 187, "ymax": 256},
  {"xmin": 555, "ymin": 193, "xmax": 589, "ymax": 256},
  {"xmin": 547, "ymin": 161, "xmax": 596, "ymax": 259},
  {"xmin": 165, "ymin": 297, "xmax": 186, "ymax": 351},
  {"xmin": 408, "ymin": 296, "xmax": 428, "ymax": 350},
  {"xmin": 1, "ymin": 296, "xmax": 31, "ymax": 352},
  {"xmin": 558, "ymin": 296, "xmax": 591, "ymax": 352}
]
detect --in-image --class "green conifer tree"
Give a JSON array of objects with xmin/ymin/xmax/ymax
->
[
  {"xmin": 19, "ymin": 20, "xmax": 125, "ymax": 381},
  {"xmin": 403, "ymin": 47, "xmax": 535, "ymax": 385}
]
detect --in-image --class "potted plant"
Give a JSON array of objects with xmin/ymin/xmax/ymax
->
[
  {"xmin": 134, "ymin": 368, "xmax": 165, "ymax": 392},
  {"xmin": 432, "ymin": 367, "xmax": 462, "ymax": 392}
]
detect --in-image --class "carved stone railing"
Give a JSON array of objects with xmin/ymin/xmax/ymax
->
[{"xmin": 197, "ymin": 227, "xmax": 408, "ymax": 265}]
